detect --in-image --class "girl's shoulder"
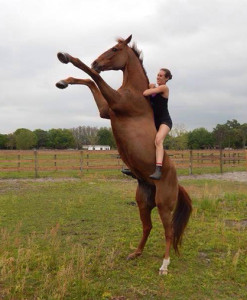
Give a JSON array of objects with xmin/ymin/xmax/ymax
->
[
  {"xmin": 160, "ymin": 84, "xmax": 169, "ymax": 90},
  {"xmin": 157, "ymin": 84, "xmax": 169, "ymax": 94},
  {"xmin": 159, "ymin": 85, "xmax": 169, "ymax": 98}
]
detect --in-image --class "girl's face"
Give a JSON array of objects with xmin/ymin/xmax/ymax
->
[{"xmin": 156, "ymin": 70, "xmax": 167, "ymax": 85}]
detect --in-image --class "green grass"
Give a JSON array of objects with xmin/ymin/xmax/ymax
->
[
  {"xmin": 0, "ymin": 164, "xmax": 246, "ymax": 180},
  {"xmin": 0, "ymin": 177, "xmax": 247, "ymax": 299}
]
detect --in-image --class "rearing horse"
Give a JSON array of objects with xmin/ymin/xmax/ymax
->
[{"xmin": 56, "ymin": 35, "xmax": 192, "ymax": 275}]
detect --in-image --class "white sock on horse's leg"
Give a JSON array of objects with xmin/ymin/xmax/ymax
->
[{"xmin": 159, "ymin": 257, "xmax": 170, "ymax": 275}]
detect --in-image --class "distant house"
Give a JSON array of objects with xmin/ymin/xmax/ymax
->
[{"xmin": 82, "ymin": 145, "xmax": 111, "ymax": 151}]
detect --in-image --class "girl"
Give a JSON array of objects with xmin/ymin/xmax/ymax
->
[{"xmin": 143, "ymin": 68, "xmax": 173, "ymax": 180}]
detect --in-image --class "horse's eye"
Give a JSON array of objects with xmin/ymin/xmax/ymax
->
[{"xmin": 112, "ymin": 47, "xmax": 118, "ymax": 52}]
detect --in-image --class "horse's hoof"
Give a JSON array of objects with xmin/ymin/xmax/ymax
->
[
  {"xmin": 57, "ymin": 52, "xmax": 70, "ymax": 64},
  {"xmin": 127, "ymin": 254, "xmax": 134, "ymax": 261},
  {"xmin": 127, "ymin": 252, "xmax": 141, "ymax": 260},
  {"xmin": 159, "ymin": 258, "xmax": 170, "ymax": 275},
  {"xmin": 56, "ymin": 80, "xmax": 68, "ymax": 89},
  {"xmin": 159, "ymin": 269, "xmax": 168, "ymax": 276}
]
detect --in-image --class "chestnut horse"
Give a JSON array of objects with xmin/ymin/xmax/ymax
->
[{"xmin": 56, "ymin": 35, "xmax": 192, "ymax": 275}]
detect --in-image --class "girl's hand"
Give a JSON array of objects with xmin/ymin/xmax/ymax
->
[{"xmin": 149, "ymin": 83, "xmax": 156, "ymax": 88}]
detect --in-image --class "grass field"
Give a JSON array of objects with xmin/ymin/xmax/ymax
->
[
  {"xmin": 0, "ymin": 174, "xmax": 247, "ymax": 299},
  {"xmin": 0, "ymin": 165, "xmax": 246, "ymax": 181}
]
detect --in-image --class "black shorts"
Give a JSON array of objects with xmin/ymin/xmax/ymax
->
[{"xmin": 155, "ymin": 118, "xmax": 173, "ymax": 131}]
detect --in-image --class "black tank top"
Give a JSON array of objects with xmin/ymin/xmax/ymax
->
[{"xmin": 150, "ymin": 93, "xmax": 172, "ymax": 130}]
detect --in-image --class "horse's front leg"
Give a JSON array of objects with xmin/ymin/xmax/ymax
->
[
  {"xmin": 56, "ymin": 77, "xmax": 110, "ymax": 119},
  {"xmin": 57, "ymin": 53, "xmax": 120, "ymax": 105}
]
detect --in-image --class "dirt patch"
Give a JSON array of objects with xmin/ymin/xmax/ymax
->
[
  {"xmin": 224, "ymin": 219, "xmax": 247, "ymax": 229},
  {"xmin": 0, "ymin": 177, "xmax": 80, "ymax": 184},
  {"xmin": 179, "ymin": 171, "xmax": 247, "ymax": 183},
  {"xmin": 0, "ymin": 171, "xmax": 246, "ymax": 184},
  {"xmin": 198, "ymin": 252, "xmax": 211, "ymax": 264}
]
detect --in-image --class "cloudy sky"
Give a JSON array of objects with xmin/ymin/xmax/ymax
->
[{"xmin": 1, "ymin": 0, "xmax": 246, "ymax": 134}]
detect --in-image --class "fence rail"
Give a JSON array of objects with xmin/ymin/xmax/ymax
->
[{"xmin": 0, "ymin": 149, "xmax": 246, "ymax": 178}]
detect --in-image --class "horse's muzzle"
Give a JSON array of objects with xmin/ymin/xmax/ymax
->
[{"xmin": 91, "ymin": 61, "xmax": 102, "ymax": 73}]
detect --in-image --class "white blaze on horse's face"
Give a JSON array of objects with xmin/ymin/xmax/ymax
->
[{"xmin": 91, "ymin": 35, "xmax": 132, "ymax": 73}]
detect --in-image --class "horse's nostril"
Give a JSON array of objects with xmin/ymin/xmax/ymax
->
[
  {"xmin": 91, "ymin": 61, "xmax": 98, "ymax": 68},
  {"xmin": 91, "ymin": 61, "xmax": 102, "ymax": 73}
]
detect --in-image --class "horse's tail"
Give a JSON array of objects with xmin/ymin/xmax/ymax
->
[{"xmin": 172, "ymin": 184, "xmax": 192, "ymax": 254}]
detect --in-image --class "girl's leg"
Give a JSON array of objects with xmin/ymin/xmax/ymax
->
[
  {"xmin": 150, "ymin": 124, "xmax": 170, "ymax": 180},
  {"xmin": 155, "ymin": 124, "xmax": 170, "ymax": 165}
]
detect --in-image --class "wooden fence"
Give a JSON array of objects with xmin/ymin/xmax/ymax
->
[{"xmin": 0, "ymin": 149, "xmax": 246, "ymax": 178}]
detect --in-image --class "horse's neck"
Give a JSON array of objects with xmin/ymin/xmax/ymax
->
[{"xmin": 121, "ymin": 50, "xmax": 149, "ymax": 92}]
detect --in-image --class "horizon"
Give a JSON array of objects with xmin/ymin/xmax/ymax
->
[{"xmin": 1, "ymin": 118, "xmax": 244, "ymax": 135}]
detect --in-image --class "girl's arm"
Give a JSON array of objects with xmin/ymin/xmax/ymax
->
[{"xmin": 143, "ymin": 85, "xmax": 168, "ymax": 97}]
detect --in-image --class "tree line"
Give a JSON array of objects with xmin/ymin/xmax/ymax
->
[
  {"xmin": 0, "ymin": 119, "xmax": 246, "ymax": 150},
  {"xmin": 165, "ymin": 119, "xmax": 247, "ymax": 150},
  {"xmin": 0, "ymin": 127, "xmax": 116, "ymax": 150}
]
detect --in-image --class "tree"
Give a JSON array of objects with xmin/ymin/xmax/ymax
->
[
  {"xmin": 97, "ymin": 127, "xmax": 116, "ymax": 148},
  {"xmin": 71, "ymin": 126, "xmax": 98, "ymax": 149},
  {"xmin": 47, "ymin": 129, "xmax": 75, "ymax": 149},
  {"xmin": 240, "ymin": 123, "xmax": 247, "ymax": 148},
  {"xmin": 14, "ymin": 128, "xmax": 37, "ymax": 150},
  {"xmin": 188, "ymin": 128, "xmax": 213, "ymax": 149},
  {"xmin": 164, "ymin": 124, "xmax": 188, "ymax": 150},
  {"xmin": 226, "ymin": 119, "xmax": 241, "ymax": 129},
  {"xmin": 212, "ymin": 124, "xmax": 229, "ymax": 149},
  {"xmin": 0, "ymin": 134, "xmax": 8, "ymax": 149},
  {"xmin": 6, "ymin": 134, "xmax": 16, "ymax": 149},
  {"xmin": 212, "ymin": 119, "xmax": 243, "ymax": 149},
  {"xmin": 225, "ymin": 119, "xmax": 242, "ymax": 148},
  {"xmin": 33, "ymin": 129, "xmax": 49, "ymax": 148}
]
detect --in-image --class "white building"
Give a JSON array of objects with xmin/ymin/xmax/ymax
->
[{"xmin": 82, "ymin": 145, "xmax": 111, "ymax": 151}]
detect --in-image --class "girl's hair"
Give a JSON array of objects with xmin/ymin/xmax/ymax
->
[{"xmin": 161, "ymin": 68, "xmax": 173, "ymax": 80}]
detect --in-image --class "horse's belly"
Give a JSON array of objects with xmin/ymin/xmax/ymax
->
[{"xmin": 111, "ymin": 118, "xmax": 157, "ymax": 174}]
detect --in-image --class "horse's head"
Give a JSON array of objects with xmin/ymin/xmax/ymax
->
[{"xmin": 91, "ymin": 35, "xmax": 132, "ymax": 73}]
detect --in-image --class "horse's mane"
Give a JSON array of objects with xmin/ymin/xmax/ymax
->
[
  {"xmin": 117, "ymin": 38, "xmax": 149, "ymax": 83},
  {"xmin": 131, "ymin": 43, "xmax": 143, "ymax": 62},
  {"xmin": 131, "ymin": 43, "xmax": 149, "ymax": 83}
]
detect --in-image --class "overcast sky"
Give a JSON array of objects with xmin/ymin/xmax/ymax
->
[{"xmin": 1, "ymin": 0, "xmax": 246, "ymax": 134}]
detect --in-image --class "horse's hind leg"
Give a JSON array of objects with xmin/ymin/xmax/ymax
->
[
  {"xmin": 155, "ymin": 182, "xmax": 178, "ymax": 275},
  {"xmin": 127, "ymin": 181, "xmax": 155, "ymax": 260},
  {"xmin": 56, "ymin": 77, "xmax": 110, "ymax": 119}
]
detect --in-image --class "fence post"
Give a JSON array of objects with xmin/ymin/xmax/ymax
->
[
  {"xmin": 80, "ymin": 150, "xmax": 83, "ymax": 174},
  {"xmin": 220, "ymin": 148, "xmax": 223, "ymax": 174},
  {"xmin": 18, "ymin": 154, "xmax": 21, "ymax": 172},
  {"xmin": 54, "ymin": 154, "xmax": 57, "ymax": 171},
  {"xmin": 245, "ymin": 150, "xmax": 247, "ymax": 171},
  {"xmin": 86, "ymin": 153, "xmax": 89, "ymax": 171},
  {"xmin": 34, "ymin": 150, "xmax": 38, "ymax": 178},
  {"xmin": 189, "ymin": 150, "xmax": 193, "ymax": 175}
]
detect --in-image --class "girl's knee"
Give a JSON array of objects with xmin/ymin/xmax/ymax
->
[{"xmin": 155, "ymin": 136, "xmax": 163, "ymax": 147}]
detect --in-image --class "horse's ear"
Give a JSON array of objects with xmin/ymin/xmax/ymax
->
[{"xmin": 124, "ymin": 35, "xmax": 132, "ymax": 45}]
